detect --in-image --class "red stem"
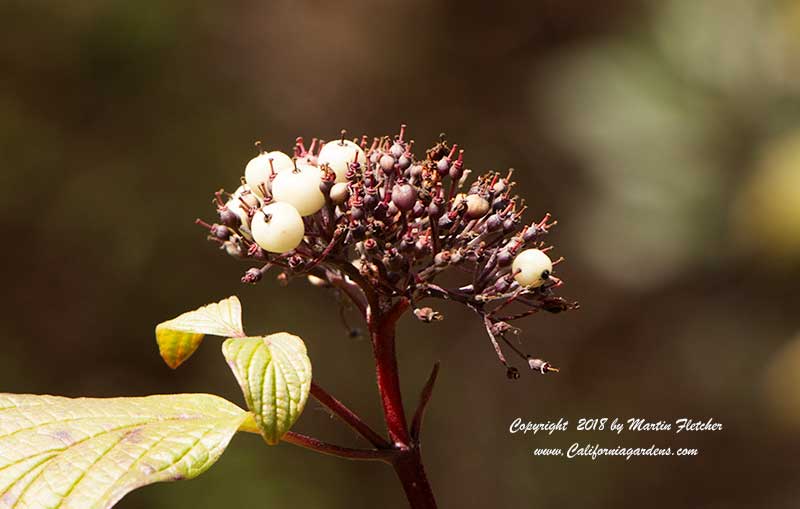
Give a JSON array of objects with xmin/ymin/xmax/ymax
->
[
  {"xmin": 370, "ymin": 298, "xmax": 411, "ymax": 446},
  {"xmin": 282, "ymin": 432, "xmax": 395, "ymax": 462},
  {"xmin": 310, "ymin": 382, "xmax": 390, "ymax": 448},
  {"xmin": 370, "ymin": 297, "xmax": 438, "ymax": 508}
]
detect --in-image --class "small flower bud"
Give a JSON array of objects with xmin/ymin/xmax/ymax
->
[
  {"xmin": 242, "ymin": 267, "xmax": 263, "ymax": 284},
  {"xmin": 414, "ymin": 307, "xmax": 443, "ymax": 322},
  {"xmin": 528, "ymin": 358, "xmax": 557, "ymax": 374},
  {"xmin": 434, "ymin": 251, "xmax": 451, "ymax": 266}
]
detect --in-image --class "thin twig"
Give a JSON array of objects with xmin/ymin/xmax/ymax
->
[
  {"xmin": 282, "ymin": 432, "xmax": 396, "ymax": 462},
  {"xmin": 411, "ymin": 362, "xmax": 440, "ymax": 441},
  {"xmin": 310, "ymin": 382, "xmax": 391, "ymax": 449}
]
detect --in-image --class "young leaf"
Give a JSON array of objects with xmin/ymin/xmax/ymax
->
[
  {"xmin": 155, "ymin": 296, "xmax": 243, "ymax": 369},
  {"xmin": 222, "ymin": 334, "xmax": 312, "ymax": 445},
  {"xmin": 0, "ymin": 393, "xmax": 248, "ymax": 509}
]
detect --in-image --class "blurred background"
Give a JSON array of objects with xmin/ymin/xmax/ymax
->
[{"xmin": 2, "ymin": 0, "xmax": 799, "ymax": 507}]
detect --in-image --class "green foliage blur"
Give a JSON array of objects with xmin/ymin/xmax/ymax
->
[{"xmin": 1, "ymin": 1, "xmax": 798, "ymax": 508}]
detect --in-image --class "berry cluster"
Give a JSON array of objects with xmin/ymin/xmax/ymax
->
[{"xmin": 198, "ymin": 125, "xmax": 577, "ymax": 378}]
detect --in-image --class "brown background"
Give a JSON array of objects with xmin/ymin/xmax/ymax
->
[{"xmin": 2, "ymin": 1, "xmax": 799, "ymax": 508}]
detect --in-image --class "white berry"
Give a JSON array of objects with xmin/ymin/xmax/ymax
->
[
  {"xmin": 251, "ymin": 202, "xmax": 305, "ymax": 253},
  {"xmin": 267, "ymin": 151, "xmax": 295, "ymax": 173},
  {"xmin": 245, "ymin": 151, "xmax": 295, "ymax": 197},
  {"xmin": 512, "ymin": 249, "xmax": 553, "ymax": 288},
  {"xmin": 271, "ymin": 166, "xmax": 325, "ymax": 216},
  {"xmin": 318, "ymin": 139, "xmax": 366, "ymax": 183}
]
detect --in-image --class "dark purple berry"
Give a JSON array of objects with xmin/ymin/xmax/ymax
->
[
  {"xmin": 219, "ymin": 207, "xmax": 240, "ymax": 228},
  {"xmin": 486, "ymin": 214, "xmax": 502, "ymax": 232},
  {"xmin": 211, "ymin": 224, "xmax": 230, "ymax": 240}
]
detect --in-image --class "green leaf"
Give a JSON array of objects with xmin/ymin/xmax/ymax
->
[
  {"xmin": 0, "ymin": 393, "xmax": 247, "ymax": 509},
  {"xmin": 156, "ymin": 296, "xmax": 243, "ymax": 369},
  {"xmin": 222, "ymin": 334, "xmax": 312, "ymax": 445}
]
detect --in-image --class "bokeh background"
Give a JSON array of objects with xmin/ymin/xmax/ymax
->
[{"xmin": 2, "ymin": 0, "xmax": 800, "ymax": 507}]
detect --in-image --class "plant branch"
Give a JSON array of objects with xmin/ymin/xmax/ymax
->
[
  {"xmin": 310, "ymin": 381, "xmax": 391, "ymax": 449},
  {"xmin": 282, "ymin": 432, "xmax": 396, "ymax": 462},
  {"xmin": 239, "ymin": 416, "xmax": 393, "ymax": 462},
  {"xmin": 370, "ymin": 297, "xmax": 412, "ymax": 446},
  {"xmin": 411, "ymin": 362, "xmax": 440, "ymax": 441}
]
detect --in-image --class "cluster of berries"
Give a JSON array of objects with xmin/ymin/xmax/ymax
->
[{"xmin": 198, "ymin": 126, "xmax": 577, "ymax": 378}]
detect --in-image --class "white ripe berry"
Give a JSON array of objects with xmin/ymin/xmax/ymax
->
[
  {"xmin": 244, "ymin": 154, "xmax": 271, "ymax": 196},
  {"xmin": 512, "ymin": 249, "xmax": 553, "ymax": 288},
  {"xmin": 271, "ymin": 166, "xmax": 325, "ymax": 216},
  {"xmin": 251, "ymin": 202, "xmax": 305, "ymax": 253},
  {"xmin": 267, "ymin": 151, "xmax": 295, "ymax": 173},
  {"xmin": 318, "ymin": 139, "xmax": 366, "ymax": 183},
  {"xmin": 245, "ymin": 151, "xmax": 295, "ymax": 197}
]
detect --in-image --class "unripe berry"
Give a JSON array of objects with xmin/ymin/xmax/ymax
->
[
  {"xmin": 330, "ymin": 182, "xmax": 350, "ymax": 205},
  {"xmin": 449, "ymin": 163, "xmax": 463, "ymax": 180},
  {"xmin": 251, "ymin": 202, "xmax": 305, "ymax": 253},
  {"xmin": 486, "ymin": 214, "xmax": 502, "ymax": 232},
  {"xmin": 391, "ymin": 183, "xmax": 417, "ymax": 212},
  {"xmin": 398, "ymin": 154, "xmax": 412, "ymax": 170},
  {"xmin": 318, "ymin": 139, "xmax": 367, "ymax": 183},
  {"xmin": 224, "ymin": 198, "xmax": 251, "ymax": 228},
  {"xmin": 271, "ymin": 166, "xmax": 325, "ymax": 216},
  {"xmin": 219, "ymin": 207, "xmax": 240, "ymax": 228},
  {"xmin": 379, "ymin": 154, "xmax": 396, "ymax": 172},
  {"xmin": 211, "ymin": 224, "xmax": 230, "ymax": 240},
  {"xmin": 512, "ymin": 248, "xmax": 553, "ymax": 288},
  {"xmin": 390, "ymin": 142, "xmax": 405, "ymax": 158},
  {"xmin": 436, "ymin": 157, "xmax": 450, "ymax": 174},
  {"xmin": 464, "ymin": 194, "xmax": 490, "ymax": 219}
]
